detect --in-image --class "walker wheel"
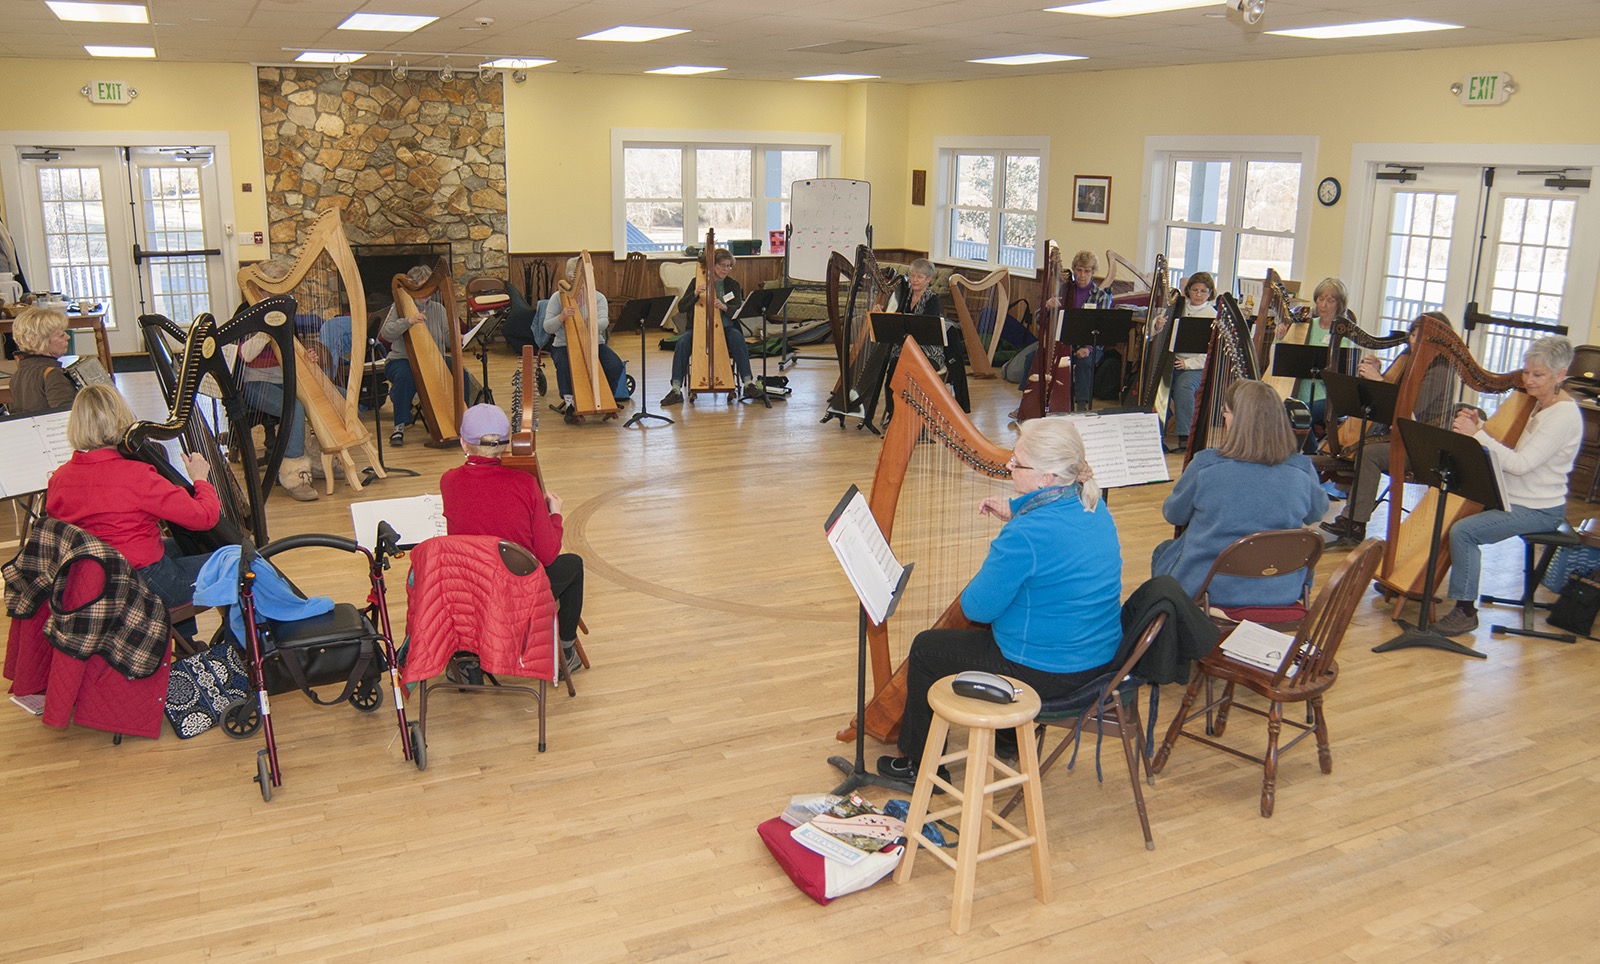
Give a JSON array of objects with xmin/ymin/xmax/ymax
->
[
  {"xmin": 624, "ymin": 374, "xmax": 636, "ymax": 396},
  {"xmin": 221, "ymin": 699, "xmax": 261, "ymax": 739},
  {"xmin": 409, "ymin": 721, "xmax": 427, "ymax": 771},
  {"xmin": 351, "ymin": 676, "xmax": 383, "ymax": 712},
  {"xmin": 255, "ymin": 749, "xmax": 274, "ymax": 803}
]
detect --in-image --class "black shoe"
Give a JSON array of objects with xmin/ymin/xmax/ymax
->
[
  {"xmin": 661, "ymin": 387, "xmax": 683, "ymax": 406},
  {"xmin": 1320, "ymin": 517, "xmax": 1366, "ymax": 547},
  {"xmin": 562, "ymin": 647, "xmax": 583, "ymax": 677},
  {"xmin": 876, "ymin": 755, "xmax": 950, "ymax": 793},
  {"xmin": 389, "ymin": 427, "xmax": 405, "ymax": 447}
]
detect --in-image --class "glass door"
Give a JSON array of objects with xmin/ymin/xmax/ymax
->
[{"xmin": 128, "ymin": 147, "xmax": 225, "ymax": 327}]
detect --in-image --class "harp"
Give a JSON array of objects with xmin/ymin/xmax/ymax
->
[
  {"xmin": 559, "ymin": 250, "xmax": 618, "ymax": 418},
  {"xmin": 1103, "ymin": 249, "xmax": 1155, "ymax": 399},
  {"xmin": 689, "ymin": 231, "xmax": 736, "ymax": 400},
  {"xmin": 123, "ymin": 297, "xmax": 298, "ymax": 544},
  {"xmin": 824, "ymin": 250, "xmax": 855, "ymax": 375},
  {"xmin": 237, "ymin": 210, "xmax": 382, "ymax": 492},
  {"xmin": 947, "ymin": 268, "xmax": 1008, "ymax": 379},
  {"xmin": 1375, "ymin": 313, "xmax": 1531, "ymax": 607},
  {"xmin": 825, "ymin": 245, "xmax": 898, "ymax": 427},
  {"xmin": 392, "ymin": 257, "xmax": 466, "ymax": 444},
  {"xmin": 506, "ymin": 345, "xmax": 545, "ymax": 488},
  {"xmin": 1255, "ymin": 269, "xmax": 1309, "ymax": 402},
  {"xmin": 1017, "ymin": 241, "xmax": 1069, "ymax": 421},
  {"xmin": 837, "ymin": 338, "xmax": 1013, "ymax": 743},
  {"xmin": 1136, "ymin": 253, "xmax": 1175, "ymax": 413},
  {"xmin": 1181, "ymin": 293, "xmax": 1260, "ymax": 467},
  {"xmin": 1327, "ymin": 315, "xmax": 1411, "ymax": 456}
]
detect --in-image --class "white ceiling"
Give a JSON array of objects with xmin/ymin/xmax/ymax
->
[{"xmin": 4, "ymin": 0, "xmax": 1600, "ymax": 83}]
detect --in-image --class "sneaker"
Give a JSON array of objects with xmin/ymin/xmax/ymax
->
[
  {"xmin": 389, "ymin": 427, "xmax": 405, "ymax": 447},
  {"xmin": 562, "ymin": 647, "xmax": 583, "ymax": 678},
  {"xmin": 284, "ymin": 472, "xmax": 319, "ymax": 502},
  {"xmin": 876, "ymin": 755, "xmax": 951, "ymax": 793},
  {"xmin": 742, "ymin": 381, "xmax": 763, "ymax": 400},
  {"xmin": 1428, "ymin": 608, "xmax": 1479, "ymax": 637},
  {"xmin": 661, "ymin": 387, "xmax": 683, "ymax": 406}
]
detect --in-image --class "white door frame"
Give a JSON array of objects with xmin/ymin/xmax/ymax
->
[{"xmin": 1340, "ymin": 142, "xmax": 1600, "ymax": 343}]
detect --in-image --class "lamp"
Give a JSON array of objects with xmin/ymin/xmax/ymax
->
[
  {"xmin": 333, "ymin": 63, "xmax": 351, "ymax": 80},
  {"xmin": 511, "ymin": 68, "xmax": 528, "ymax": 84},
  {"xmin": 1235, "ymin": 0, "xmax": 1265, "ymax": 25},
  {"xmin": 439, "ymin": 63, "xmax": 454, "ymax": 81},
  {"xmin": 392, "ymin": 61, "xmax": 408, "ymax": 81},
  {"xmin": 479, "ymin": 64, "xmax": 498, "ymax": 83}
]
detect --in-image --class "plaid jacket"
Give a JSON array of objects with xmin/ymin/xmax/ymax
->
[{"xmin": 3, "ymin": 517, "xmax": 171, "ymax": 679}]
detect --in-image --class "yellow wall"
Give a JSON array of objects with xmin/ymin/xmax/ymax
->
[{"xmin": 0, "ymin": 59, "xmax": 268, "ymax": 255}]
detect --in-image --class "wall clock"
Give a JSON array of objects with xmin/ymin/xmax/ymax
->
[{"xmin": 1317, "ymin": 176, "xmax": 1342, "ymax": 207}]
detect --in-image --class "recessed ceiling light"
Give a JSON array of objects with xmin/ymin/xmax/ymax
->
[
  {"xmin": 1266, "ymin": 19, "xmax": 1463, "ymax": 40},
  {"xmin": 796, "ymin": 73, "xmax": 879, "ymax": 82},
  {"xmin": 337, "ymin": 13, "xmax": 438, "ymax": 33},
  {"xmin": 1047, "ymin": 0, "xmax": 1218, "ymax": 16},
  {"xmin": 481, "ymin": 58, "xmax": 554, "ymax": 69},
  {"xmin": 296, "ymin": 51, "xmax": 367, "ymax": 63},
  {"xmin": 968, "ymin": 53, "xmax": 1086, "ymax": 66},
  {"xmin": 579, "ymin": 26, "xmax": 689, "ymax": 43},
  {"xmin": 85, "ymin": 44, "xmax": 155, "ymax": 58},
  {"xmin": 646, "ymin": 65, "xmax": 726, "ymax": 75},
  {"xmin": 46, "ymin": 1, "xmax": 147, "ymax": 24}
]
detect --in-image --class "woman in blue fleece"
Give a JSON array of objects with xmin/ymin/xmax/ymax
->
[{"xmin": 879, "ymin": 417, "xmax": 1123, "ymax": 783}]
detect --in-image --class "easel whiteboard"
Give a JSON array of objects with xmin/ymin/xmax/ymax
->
[{"xmin": 787, "ymin": 179, "xmax": 870, "ymax": 283}]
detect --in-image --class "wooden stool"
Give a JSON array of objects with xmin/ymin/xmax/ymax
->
[{"xmin": 894, "ymin": 675, "xmax": 1049, "ymax": 935}]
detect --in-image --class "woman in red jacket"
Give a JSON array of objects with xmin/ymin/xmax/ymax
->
[{"xmin": 45, "ymin": 383, "xmax": 221, "ymax": 608}]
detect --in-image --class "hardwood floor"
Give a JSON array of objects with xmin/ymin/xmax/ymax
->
[{"xmin": 4, "ymin": 335, "xmax": 1598, "ymax": 962}]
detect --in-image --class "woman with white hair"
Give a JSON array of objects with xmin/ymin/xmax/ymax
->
[
  {"xmin": 1430, "ymin": 334, "xmax": 1581, "ymax": 636},
  {"xmin": 879, "ymin": 417, "xmax": 1123, "ymax": 783},
  {"xmin": 8, "ymin": 305, "xmax": 78, "ymax": 415},
  {"xmin": 378, "ymin": 263, "xmax": 480, "ymax": 445}
]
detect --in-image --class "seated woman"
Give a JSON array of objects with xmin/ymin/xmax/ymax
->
[
  {"xmin": 378, "ymin": 264, "xmax": 481, "ymax": 444},
  {"xmin": 882, "ymin": 258, "xmax": 964, "ymax": 414},
  {"xmin": 1430, "ymin": 335, "xmax": 1581, "ymax": 636},
  {"xmin": 1148, "ymin": 271, "xmax": 1216, "ymax": 450},
  {"xmin": 438, "ymin": 403, "xmax": 586, "ymax": 676},
  {"xmin": 8, "ymin": 305, "xmax": 79, "ymax": 415},
  {"xmin": 1010, "ymin": 249, "xmax": 1113, "ymax": 413},
  {"xmin": 1276, "ymin": 276, "xmax": 1353, "ymax": 453},
  {"xmin": 662, "ymin": 249, "xmax": 761, "ymax": 404},
  {"xmin": 1151, "ymin": 378, "xmax": 1329, "ymax": 608},
  {"xmin": 45, "ymin": 383, "xmax": 221, "ymax": 609},
  {"xmin": 542, "ymin": 256, "xmax": 629, "ymax": 421},
  {"xmin": 878, "ymin": 417, "xmax": 1122, "ymax": 782}
]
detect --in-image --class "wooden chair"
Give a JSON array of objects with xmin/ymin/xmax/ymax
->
[
  {"xmin": 998, "ymin": 611, "xmax": 1168, "ymax": 851},
  {"xmin": 613, "ymin": 252, "xmax": 650, "ymax": 328},
  {"xmin": 1151, "ymin": 538, "xmax": 1384, "ymax": 817},
  {"xmin": 1194, "ymin": 529, "xmax": 1324, "ymax": 631}
]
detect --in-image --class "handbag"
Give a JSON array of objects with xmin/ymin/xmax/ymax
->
[
  {"xmin": 1547, "ymin": 570, "xmax": 1600, "ymax": 636},
  {"xmin": 165, "ymin": 641, "xmax": 251, "ymax": 738}
]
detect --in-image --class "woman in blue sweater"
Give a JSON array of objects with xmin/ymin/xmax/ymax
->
[
  {"xmin": 879, "ymin": 417, "xmax": 1123, "ymax": 783},
  {"xmin": 1151, "ymin": 378, "xmax": 1329, "ymax": 607}
]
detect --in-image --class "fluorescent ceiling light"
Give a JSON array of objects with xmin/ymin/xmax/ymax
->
[
  {"xmin": 796, "ymin": 73, "xmax": 878, "ymax": 82},
  {"xmin": 1267, "ymin": 19, "xmax": 1463, "ymax": 40},
  {"xmin": 1047, "ymin": 0, "xmax": 1219, "ymax": 17},
  {"xmin": 968, "ymin": 53, "xmax": 1086, "ymax": 66},
  {"xmin": 46, "ymin": 2, "xmax": 147, "ymax": 24},
  {"xmin": 337, "ymin": 13, "xmax": 438, "ymax": 33},
  {"xmin": 646, "ymin": 65, "xmax": 726, "ymax": 75},
  {"xmin": 85, "ymin": 44, "xmax": 154, "ymax": 57},
  {"xmin": 296, "ymin": 51, "xmax": 367, "ymax": 63},
  {"xmin": 579, "ymin": 26, "xmax": 688, "ymax": 43},
  {"xmin": 481, "ymin": 58, "xmax": 554, "ymax": 69}
]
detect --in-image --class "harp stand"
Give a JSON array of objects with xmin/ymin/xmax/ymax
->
[
  {"xmin": 1372, "ymin": 418, "xmax": 1497, "ymax": 660},
  {"xmin": 621, "ymin": 296, "xmax": 676, "ymax": 428},
  {"xmin": 363, "ymin": 337, "xmax": 419, "ymax": 482}
]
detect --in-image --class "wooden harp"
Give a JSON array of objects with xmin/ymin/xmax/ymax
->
[
  {"xmin": 505, "ymin": 345, "xmax": 544, "ymax": 488},
  {"xmin": 392, "ymin": 258, "xmax": 466, "ymax": 444},
  {"xmin": 948, "ymin": 267, "xmax": 1008, "ymax": 379},
  {"xmin": 838, "ymin": 338, "xmax": 1013, "ymax": 744},
  {"xmin": 689, "ymin": 230, "xmax": 736, "ymax": 399},
  {"xmin": 237, "ymin": 210, "xmax": 383, "ymax": 492},
  {"xmin": 1103, "ymin": 248, "xmax": 1156, "ymax": 399},
  {"xmin": 1375, "ymin": 313, "xmax": 1532, "ymax": 608},
  {"xmin": 559, "ymin": 250, "xmax": 618, "ymax": 418},
  {"xmin": 1181, "ymin": 293, "xmax": 1260, "ymax": 467},
  {"xmin": 1017, "ymin": 241, "xmax": 1068, "ymax": 421},
  {"xmin": 1255, "ymin": 269, "xmax": 1308, "ymax": 402},
  {"xmin": 1136, "ymin": 253, "xmax": 1175, "ymax": 415}
]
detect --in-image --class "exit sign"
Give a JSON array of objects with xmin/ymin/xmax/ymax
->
[
  {"xmin": 81, "ymin": 81, "xmax": 137, "ymax": 105},
  {"xmin": 1458, "ymin": 72, "xmax": 1513, "ymax": 106}
]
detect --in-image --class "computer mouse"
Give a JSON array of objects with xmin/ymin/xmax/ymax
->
[{"xmin": 952, "ymin": 671, "xmax": 1018, "ymax": 704}]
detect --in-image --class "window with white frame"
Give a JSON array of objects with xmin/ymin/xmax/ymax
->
[
  {"xmin": 934, "ymin": 139, "xmax": 1045, "ymax": 272},
  {"xmin": 616, "ymin": 134, "xmax": 829, "ymax": 255}
]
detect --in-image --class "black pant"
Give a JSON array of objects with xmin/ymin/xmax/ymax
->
[
  {"xmin": 546, "ymin": 553, "xmax": 584, "ymax": 642},
  {"xmin": 896, "ymin": 628, "xmax": 1110, "ymax": 760}
]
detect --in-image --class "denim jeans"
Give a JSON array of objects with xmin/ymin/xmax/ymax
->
[
  {"xmin": 1447, "ymin": 503, "xmax": 1569, "ymax": 601},
  {"xmin": 550, "ymin": 344, "xmax": 628, "ymax": 401},
  {"xmin": 670, "ymin": 322, "xmax": 752, "ymax": 385}
]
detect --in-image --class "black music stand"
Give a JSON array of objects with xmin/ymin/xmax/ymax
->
[
  {"xmin": 621, "ymin": 296, "xmax": 677, "ymax": 428},
  {"xmin": 1170, "ymin": 316, "xmax": 1212, "ymax": 355},
  {"xmin": 1270, "ymin": 342, "xmax": 1327, "ymax": 383},
  {"xmin": 1321, "ymin": 370, "xmax": 1400, "ymax": 531},
  {"xmin": 740, "ymin": 286, "xmax": 793, "ymax": 407},
  {"xmin": 1059, "ymin": 308, "xmax": 1135, "ymax": 412},
  {"xmin": 363, "ymin": 337, "xmax": 419, "ymax": 482},
  {"xmin": 862, "ymin": 313, "xmax": 946, "ymax": 433},
  {"xmin": 462, "ymin": 312, "xmax": 505, "ymax": 405},
  {"xmin": 1372, "ymin": 418, "xmax": 1501, "ymax": 659}
]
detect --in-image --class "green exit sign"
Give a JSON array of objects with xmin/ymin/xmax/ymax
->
[
  {"xmin": 1457, "ymin": 72, "xmax": 1513, "ymax": 106},
  {"xmin": 81, "ymin": 80, "xmax": 137, "ymax": 105}
]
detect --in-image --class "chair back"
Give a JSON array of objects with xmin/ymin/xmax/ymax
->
[
  {"xmin": 1276, "ymin": 538, "xmax": 1383, "ymax": 689},
  {"xmin": 1195, "ymin": 529, "xmax": 1324, "ymax": 612},
  {"xmin": 1041, "ymin": 610, "xmax": 1168, "ymax": 721},
  {"xmin": 618, "ymin": 251, "xmax": 650, "ymax": 301}
]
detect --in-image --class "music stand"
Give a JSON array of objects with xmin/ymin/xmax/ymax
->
[
  {"xmin": 1372, "ymin": 418, "xmax": 1502, "ymax": 659},
  {"xmin": 740, "ymin": 286, "xmax": 793, "ymax": 407},
  {"xmin": 1058, "ymin": 308, "xmax": 1135, "ymax": 412},
  {"xmin": 1321, "ymin": 370, "xmax": 1400, "ymax": 531},
  {"xmin": 461, "ymin": 312, "xmax": 505, "ymax": 405},
  {"xmin": 861, "ymin": 314, "xmax": 946, "ymax": 433},
  {"xmin": 1270, "ymin": 343, "xmax": 1327, "ymax": 383},
  {"xmin": 363, "ymin": 337, "xmax": 419, "ymax": 481},
  {"xmin": 1170, "ymin": 316, "xmax": 1212, "ymax": 355},
  {"xmin": 621, "ymin": 296, "xmax": 677, "ymax": 428}
]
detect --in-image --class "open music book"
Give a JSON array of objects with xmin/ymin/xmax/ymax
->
[
  {"xmin": 350, "ymin": 494, "xmax": 448, "ymax": 551},
  {"xmin": 824, "ymin": 485, "xmax": 912, "ymax": 626},
  {"xmin": 1219, "ymin": 620, "xmax": 1299, "ymax": 677},
  {"xmin": 0, "ymin": 410, "xmax": 74, "ymax": 497},
  {"xmin": 1052, "ymin": 411, "xmax": 1170, "ymax": 489}
]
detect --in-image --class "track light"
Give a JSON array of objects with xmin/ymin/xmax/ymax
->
[
  {"xmin": 439, "ymin": 63, "xmax": 454, "ymax": 81},
  {"xmin": 1236, "ymin": 0, "xmax": 1265, "ymax": 25},
  {"xmin": 479, "ymin": 64, "xmax": 497, "ymax": 83},
  {"xmin": 392, "ymin": 61, "xmax": 408, "ymax": 81},
  {"xmin": 333, "ymin": 63, "xmax": 350, "ymax": 80},
  {"xmin": 511, "ymin": 68, "xmax": 527, "ymax": 84}
]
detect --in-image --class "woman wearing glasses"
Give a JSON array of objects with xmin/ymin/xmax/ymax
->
[
  {"xmin": 878, "ymin": 417, "xmax": 1123, "ymax": 784},
  {"xmin": 1150, "ymin": 378, "xmax": 1329, "ymax": 607}
]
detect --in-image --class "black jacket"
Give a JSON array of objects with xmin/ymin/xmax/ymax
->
[{"xmin": 1121, "ymin": 575, "xmax": 1218, "ymax": 685}]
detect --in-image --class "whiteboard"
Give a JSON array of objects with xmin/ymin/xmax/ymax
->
[{"xmin": 787, "ymin": 178, "xmax": 871, "ymax": 283}]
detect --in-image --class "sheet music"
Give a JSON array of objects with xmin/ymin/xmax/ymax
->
[
  {"xmin": 462, "ymin": 316, "xmax": 490, "ymax": 347},
  {"xmin": 0, "ymin": 411, "xmax": 74, "ymax": 497},
  {"xmin": 1055, "ymin": 412, "xmax": 1170, "ymax": 489},
  {"xmin": 824, "ymin": 486, "xmax": 907, "ymax": 625},
  {"xmin": 350, "ymin": 494, "xmax": 448, "ymax": 551},
  {"xmin": 1219, "ymin": 620, "xmax": 1298, "ymax": 677}
]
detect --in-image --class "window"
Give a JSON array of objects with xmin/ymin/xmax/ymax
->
[
  {"xmin": 615, "ymin": 132, "xmax": 832, "ymax": 255},
  {"xmin": 933, "ymin": 138, "xmax": 1046, "ymax": 272},
  {"xmin": 1143, "ymin": 136, "xmax": 1314, "ymax": 295},
  {"xmin": 37, "ymin": 167, "xmax": 115, "ymax": 319}
]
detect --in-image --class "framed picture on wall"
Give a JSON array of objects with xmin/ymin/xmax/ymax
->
[{"xmin": 1072, "ymin": 175, "xmax": 1111, "ymax": 224}]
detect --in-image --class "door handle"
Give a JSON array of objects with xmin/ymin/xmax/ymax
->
[{"xmin": 133, "ymin": 242, "xmax": 223, "ymax": 265}]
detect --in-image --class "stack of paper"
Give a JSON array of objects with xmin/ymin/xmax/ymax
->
[{"xmin": 1219, "ymin": 620, "xmax": 1299, "ymax": 676}]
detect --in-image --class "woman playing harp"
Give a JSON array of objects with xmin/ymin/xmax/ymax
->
[
  {"xmin": 877, "ymin": 416, "xmax": 1122, "ymax": 783},
  {"xmin": 546, "ymin": 254, "xmax": 626, "ymax": 421},
  {"xmin": 389, "ymin": 259, "xmax": 471, "ymax": 444},
  {"xmin": 824, "ymin": 245, "xmax": 898, "ymax": 428},
  {"xmin": 1017, "ymin": 245, "xmax": 1110, "ymax": 420}
]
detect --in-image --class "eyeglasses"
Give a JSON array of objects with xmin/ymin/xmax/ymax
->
[{"xmin": 1007, "ymin": 455, "xmax": 1035, "ymax": 471}]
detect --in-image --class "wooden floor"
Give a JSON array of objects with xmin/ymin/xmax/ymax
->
[{"xmin": 4, "ymin": 333, "xmax": 1599, "ymax": 962}]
